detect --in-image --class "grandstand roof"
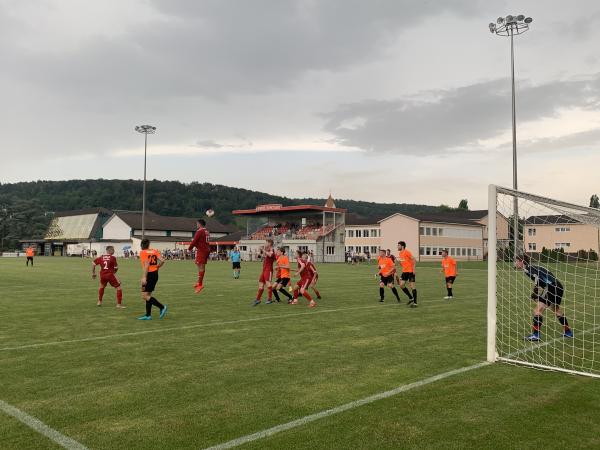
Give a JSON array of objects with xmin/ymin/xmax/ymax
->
[
  {"xmin": 53, "ymin": 208, "xmax": 113, "ymax": 218},
  {"xmin": 233, "ymin": 204, "xmax": 346, "ymax": 216},
  {"xmin": 114, "ymin": 212, "xmax": 235, "ymax": 233}
]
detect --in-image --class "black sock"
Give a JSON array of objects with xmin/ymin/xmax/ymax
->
[
  {"xmin": 145, "ymin": 301, "xmax": 152, "ymax": 316},
  {"xmin": 379, "ymin": 287, "xmax": 384, "ymax": 300},
  {"xmin": 391, "ymin": 287, "xmax": 401, "ymax": 301},
  {"xmin": 273, "ymin": 289, "xmax": 281, "ymax": 301},
  {"xmin": 533, "ymin": 315, "xmax": 543, "ymax": 333},
  {"xmin": 558, "ymin": 315, "xmax": 570, "ymax": 330},
  {"xmin": 447, "ymin": 287, "xmax": 453, "ymax": 296},
  {"xmin": 412, "ymin": 289, "xmax": 417, "ymax": 303},
  {"xmin": 402, "ymin": 287, "xmax": 412, "ymax": 299},
  {"xmin": 280, "ymin": 288, "xmax": 292, "ymax": 299},
  {"xmin": 150, "ymin": 297, "xmax": 164, "ymax": 310}
]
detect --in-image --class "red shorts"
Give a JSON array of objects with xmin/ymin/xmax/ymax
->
[
  {"xmin": 259, "ymin": 269, "xmax": 273, "ymax": 283},
  {"xmin": 195, "ymin": 251, "xmax": 209, "ymax": 265},
  {"xmin": 100, "ymin": 274, "xmax": 120, "ymax": 288},
  {"xmin": 296, "ymin": 277, "xmax": 311, "ymax": 290}
]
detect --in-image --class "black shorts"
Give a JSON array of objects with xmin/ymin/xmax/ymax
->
[
  {"xmin": 380, "ymin": 275, "xmax": 394, "ymax": 285},
  {"xmin": 401, "ymin": 272, "xmax": 416, "ymax": 282},
  {"xmin": 26, "ymin": 257, "xmax": 33, "ymax": 262},
  {"xmin": 445, "ymin": 276, "xmax": 456, "ymax": 284},
  {"xmin": 143, "ymin": 271, "xmax": 159, "ymax": 293},
  {"xmin": 276, "ymin": 277, "xmax": 290, "ymax": 287},
  {"xmin": 538, "ymin": 284, "xmax": 564, "ymax": 307},
  {"xmin": 232, "ymin": 261, "xmax": 241, "ymax": 269}
]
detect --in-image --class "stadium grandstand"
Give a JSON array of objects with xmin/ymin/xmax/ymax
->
[{"xmin": 233, "ymin": 195, "xmax": 346, "ymax": 262}]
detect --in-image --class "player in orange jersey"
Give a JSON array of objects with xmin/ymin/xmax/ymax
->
[
  {"xmin": 92, "ymin": 245, "xmax": 124, "ymax": 308},
  {"xmin": 440, "ymin": 249, "xmax": 457, "ymax": 299},
  {"xmin": 273, "ymin": 247, "xmax": 294, "ymax": 303},
  {"xmin": 377, "ymin": 249, "xmax": 401, "ymax": 303},
  {"xmin": 397, "ymin": 241, "xmax": 417, "ymax": 307},
  {"xmin": 25, "ymin": 246, "xmax": 35, "ymax": 266},
  {"xmin": 138, "ymin": 239, "xmax": 167, "ymax": 320}
]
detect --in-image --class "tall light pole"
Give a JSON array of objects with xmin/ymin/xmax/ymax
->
[
  {"xmin": 489, "ymin": 14, "xmax": 532, "ymax": 256},
  {"xmin": 135, "ymin": 125, "xmax": 157, "ymax": 239}
]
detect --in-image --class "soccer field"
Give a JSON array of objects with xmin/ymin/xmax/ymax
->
[{"xmin": 1, "ymin": 258, "xmax": 599, "ymax": 449}]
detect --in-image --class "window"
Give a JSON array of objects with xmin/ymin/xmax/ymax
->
[
  {"xmin": 326, "ymin": 246, "xmax": 335, "ymax": 255},
  {"xmin": 528, "ymin": 243, "xmax": 537, "ymax": 251},
  {"xmin": 363, "ymin": 246, "xmax": 369, "ymax": 254},
  {"xmin": 450, "ymin": 248, "xmax": 455, "ymax": 256},
  {"xmin": 472, "ymin": 248, "xmax": 478, "ymax": 256},
  {"xmin": 347, "ymin": 246, "xmax": 354, "ymax": 252},
  {"xmin": 371, "ymin": 229, "xmax": 379, "ymax": 237},
  {"xmin": 425, "ymin": 247, "xmax": 431, "ymax": 256},
  {"xmin": 462, "ymin": 248, "xmax": 467, "ymax": 256},
  {"xmin": 432, "ymin": 228, "xmax": 438, "ymax": 236},
  {"xmin": 419, "ymin": 226, "xmax": 425, "ymax": 236},
  {"xmin": 363, "ymin": 230, "xmax": 370, "ymax": 238},
  {"xmin": 356, "ymin": 230, "xmax": 362, "ymax": 238},
  {"xmin": 240, "ymin": 246, "xmax": 247, "ymax": 251},
  {"xmin": 467, "ymin": 248, "xmax": 472, "ymax": 256},
  {"xmin": 438, "ymin": 228, "xmax": 443, "ymax": 236},
  {"xmin": 554, "ymin": 243, "xmax": 571, "ymax": 249},
  {"xmin": 347, "ymin": 230, "xmax": 355, "ymax": 238},
  {"xmin": 432, "ymin": 248, "xmax": 438, "ymax": 256},
  {"xmin": 420, "ymin": 247, "xmax": 425, "ymax": 255},
  {"xmin": 426, "ymin": 227, "xmax": 431, "ymax": 236},
  {"xmin": 528, "ymin": 228, "xmax": 536, "ymax": 236},
  {"xmin": 439, "ymin": 227, "xmax": 481, "ymax": 239},
  {"xmin": 555, "ymin": 227, "xmax": 571, "ymax": 233},
  {"xmin": 370, "ymin": 246, "xmax": 378, "ymax": 254},
  {"xmin": 298, "ymin": 246, "xmax": 308, "ymax": 253}
]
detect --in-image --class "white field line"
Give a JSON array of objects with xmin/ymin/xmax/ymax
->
[
  {"xmin": 0, "ymin": 304, "xmax": 393, "ymax": 352},
  {"xmin": 203, "ymin": 362, "xmax": 491, "ymax": 450},
  {"xmin": 203, "ymin": 314, "xmax": 599, "ymax": 449},
  {"xmin": 0, "ymin": 399, "xmax": 88, "ymax": 450}
]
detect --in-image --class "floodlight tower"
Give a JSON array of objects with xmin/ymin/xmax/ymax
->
[
  {"xmin": 135, "ymin": 125, "xmax": 157, "ymax": 239},
  {"xmin": 489, "ymin": 14, "xmax": 532, "ymax": 255}
]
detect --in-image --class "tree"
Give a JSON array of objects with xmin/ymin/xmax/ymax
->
[
  {"xmin": 590, "ymin": 194, "xmax": 599, "ymax": 209},
  {"xmin": 458, "ymin": 199, "xmax": 469, "ymax": 210}
]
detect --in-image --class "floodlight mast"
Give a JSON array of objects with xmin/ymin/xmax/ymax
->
[
  {"xmin": 134, "ymin": 125, "xmax": 157, "ymax": 240},
  {"xmin": 488, "ymin": 14, "xmax": 532, "ymax": 257}
]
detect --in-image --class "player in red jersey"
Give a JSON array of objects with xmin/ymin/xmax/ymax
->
[
  {"xmin": 92, "ymin": 246, "xmax": 124, "ymax": 308},
  {"xmin": 304, "ymin": 253, "xmax": 322, "ymax": 299},
  {"xmin": 291, "ymin": 250, "xmax": 317, "ymax": 308},
  {"xmin": 253, "ymin": 239, "xmax": 276, "ymax": 306},
  {"xmin": 189, "ymin": 218, "xmax": 210, "ymax": 294}
]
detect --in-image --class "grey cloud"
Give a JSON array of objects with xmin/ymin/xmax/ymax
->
[
  {"xmin": 519, "ymin": 128, "xmax": 600, "ymax": 153},
  {"xmin": 195, "ymin": 139, "xmax": 252, "ymax": 148},
  {"xmin": 322, "ymin": 73, "xmax": 600, "ymax": 155}
]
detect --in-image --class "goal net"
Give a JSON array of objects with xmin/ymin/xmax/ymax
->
[{"xmin": 488, "ymin": 185, "xmax": 600, "ymax": 378}]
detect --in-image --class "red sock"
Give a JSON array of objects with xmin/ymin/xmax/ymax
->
[
  {"xmin": 293, "ymin": 288, "xmax": 299, "ymax": 300},
  {"xmin": 267, "ymin": 287, "xmax": 273, "ymax": 300},
  {"xmin": 98, "ymin": 287, "xmax": 104, "ymax": 302},
  {"xmin": 303, "ymin": 291, "xmax": 313, "ymax": 302},
  {"xmin": 256, "ymin": 288, "xmax": 264, "ymax": 301},
  {"xmin": 116, "ymin": 290, "xmax": 123, "ymax": 305},
  {"xmin": 198, "ymin": 270, "xmax": 205, "ymax": 286}
]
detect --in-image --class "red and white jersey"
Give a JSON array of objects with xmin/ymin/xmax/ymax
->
[
  {"xmin": 189, "ymin": 227, "xmax": 210, "ymax": 253},
  {"xmin": 94, "ymin": 254, "xmax": 118, "ymax": 276},
  {"xmin": 306, "ymin": 261, "xmax": 317, "ymax": 275}
]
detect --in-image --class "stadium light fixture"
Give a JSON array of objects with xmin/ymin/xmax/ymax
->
[
  {"xmin": 135, "ymin": 125, "xmax": 157, "ymax": 240},
  {"xmin": 488, "ymin": 14, "xmax": 532, "ymax": 255}
]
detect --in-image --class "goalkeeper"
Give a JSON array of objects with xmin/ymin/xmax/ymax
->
[{"xmin": 516, "ymin": 254, "xmax": 573, "ymax": 341}]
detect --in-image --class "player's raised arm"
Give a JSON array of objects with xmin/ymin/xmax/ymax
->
[{"xmin": 91, "ymin": 258, "xmax": 99, "ymax": 279}]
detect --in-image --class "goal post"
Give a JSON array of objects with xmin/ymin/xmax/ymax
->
[{"xmin": 488, "ymin": 185, "xmax": 600, "ymax": 378}]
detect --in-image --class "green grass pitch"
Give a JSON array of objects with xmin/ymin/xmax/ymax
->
[{"xmin": 1, "ymin": 257, "xmax": 599, "ymax": 449}]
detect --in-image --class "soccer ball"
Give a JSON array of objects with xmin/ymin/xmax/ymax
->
[{"xmin": 206, "ymin": 209, "xmax": 215, "ymax": 217}]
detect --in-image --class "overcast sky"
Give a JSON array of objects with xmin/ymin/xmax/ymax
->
[{"xmin": 1, "ymin": 0, "xmax": 599, "ymax": 209}]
